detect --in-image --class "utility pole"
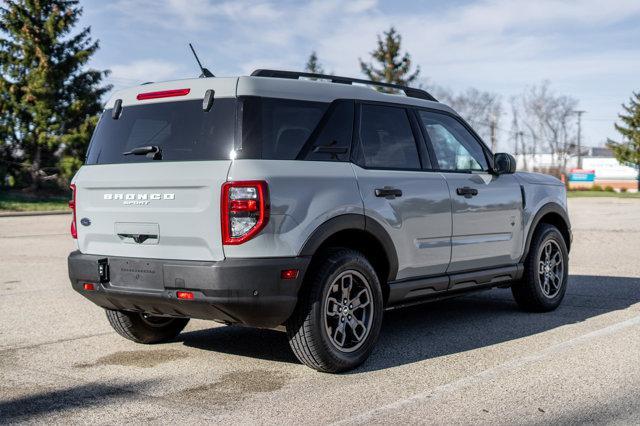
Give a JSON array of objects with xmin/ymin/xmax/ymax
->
[
  {"xmin": 518, "ymin": 131, "xmax": 526, "ymax": 170},
  {"xmin": 574, "ymin": 110, "xmax": 585, "ymax": 169},
  {"xmin": 489, "ymin": 114, "xmax": 498, "ymax": 152}
]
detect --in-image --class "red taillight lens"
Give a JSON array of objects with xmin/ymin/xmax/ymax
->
[
  {"xmin": 229, "ymin": 199, "xmax": 258, "ymax": 212},
  {"xmin": 177, "ymin": 291, "xmax": 194, "ymax": 300},
  {"xmin": 83, "ymin": 283, "xmax": 95, "ymax": 291},
  {"xmin": 221, "ymin": 181, "xmax": 269, "ymax": 245},
  {"xmin": 136, "ymin": 88, "xmax": 190, "ymax": 100},
  {"xmin": 70, "ymin": 184, "xmax": 77, "ymax": 239}
]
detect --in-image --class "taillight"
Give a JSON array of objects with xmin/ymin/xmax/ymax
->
[
  {"xmin": 69, "ymin": 184, "xmax": 77, "ymax": 239},
  {"xmin": 221, "ymin": 181, "xmax": 269, "ymax": 245}
]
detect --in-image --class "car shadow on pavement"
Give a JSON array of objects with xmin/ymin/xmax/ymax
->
[
  {"xmin": 178, "ymin": 275, "xmax": 640, "ymax": 371},
  {"xmin": 180, "ymin": 325, "xmax": 298, "ymax": 364},
  {"xmin": 0, "ymin": 381, "xmax": 154, "ymax": 423}
]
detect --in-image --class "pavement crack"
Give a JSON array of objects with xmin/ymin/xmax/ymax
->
[{"xmin": 0, "ymin": 332, "xmax": 114, "ymax": 354}]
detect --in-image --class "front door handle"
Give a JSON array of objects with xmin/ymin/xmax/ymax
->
[
  {"xmin": 375, "ymin": 187, "xmax": 403, "ymax": 199},
  {"xmin": 456, "ymin": 187, "xmax": 478, "ymax": 198}
]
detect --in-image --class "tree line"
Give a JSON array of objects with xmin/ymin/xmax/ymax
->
[
  {"xmin": 0, "ymin": 0, "xmax": 108, "ymax": 191},
  {"xmin": 307, "ymin": 27, "xmax": 638, "ymax": 186},
  {"xmin": 1, "ymin": 1, "xmax": 638, "ymax": 192}
]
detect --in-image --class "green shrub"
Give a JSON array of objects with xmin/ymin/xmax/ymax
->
[
  {"xmin": 58, "ymin": 156, "xmax": 83, "ymax": 186},
  {"xmin": 591, "ymin": 184, "xmax": 603, "ymax": 191},
  {"xmin": 604, "ymin": 185, "xmax": 615, "ymax": 192},
  {"xmin": 620, "ymin": 187, "xmax": 628, "ymax": 193}
]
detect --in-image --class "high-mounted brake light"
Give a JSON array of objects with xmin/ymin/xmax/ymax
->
[
  {"xmin": 136, "ymin": 88, "xmax": 190, "ymax": 101},
  {"xmin": 69, "ymin": 184, "xmax": 77, "ymax": 239},
  {"xmin": 221, "ymin": 181, "xmax": 269, "ymax": 245}
]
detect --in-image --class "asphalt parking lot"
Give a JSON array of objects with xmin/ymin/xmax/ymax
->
[{"xmin": 1, "ymin": 197, "xmax": 639, "ymax": 424}]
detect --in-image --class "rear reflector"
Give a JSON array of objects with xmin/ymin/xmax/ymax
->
[
  {"xmin": 83, "ymin": 283, "xmax": 95, "ymax": 291},
  {"xmin": 281, "ymin": 269, "xmax": 299, "ymax": 280},
  {"xmin": 137, "ymin": 88, "xmax": 190, "ymax": 101},
  {"xmin": 69, "ymin": 184, "xmax": 77, "ymax": 239},
  {"xmin": 177, "ymin": 291, "xmax": 194, "ymax": 300}
]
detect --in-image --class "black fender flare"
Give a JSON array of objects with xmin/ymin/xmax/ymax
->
[
  {"xmin": 521, "ymin": 202, "xmax": 572, "ymax": 262},
  {"xmin": 299, "ymin": 214, "xmax": 399, "ymax": 281}
]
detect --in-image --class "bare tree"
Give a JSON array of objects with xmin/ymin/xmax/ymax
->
[
  {"xmin": 510, "ymin": 82, "xmax": 578, "ymax": 175},
  {"xmin": 430, "ymin": 85, "xmax": 502, "ymax": 149}
]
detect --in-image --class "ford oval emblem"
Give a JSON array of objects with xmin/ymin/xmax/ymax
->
[{"xmin": 80, "ymin": 217, "xmax": 91, "ymax": 227}]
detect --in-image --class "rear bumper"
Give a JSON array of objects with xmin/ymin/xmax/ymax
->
[{"xmin": 68, "ymin": 251, "xmax": 310, "ymax": 328}]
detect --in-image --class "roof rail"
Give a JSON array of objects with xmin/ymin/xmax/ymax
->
[{"xmin": 250, "ymin": 69, "xmax": 437, "ymax": 102}]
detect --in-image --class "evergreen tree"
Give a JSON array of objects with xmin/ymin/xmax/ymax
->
[
  {"xmin": 359, "ymin": 27, "xmax": 420, "ymax": 92},
  {"xmin": 0, "ymin": 0, "xmax": 110, "ymax": 190},
  {"xmin": 607, "ymin": 92, "xmax": 640, "ymax": 191},
  {"xmin": 305, "ymin": 51, "xmax": 325, "ymax": 74}
]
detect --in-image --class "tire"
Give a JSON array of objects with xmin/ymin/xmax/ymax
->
[
  {"xmin": 286, "ymin": 248, "xmax": 384, "ymax": 373},
  {"xmin": 512, "ymin": 223, "xmax": 569, "ymax": 312},
  {"xmin": 105, "ymin": 309, "xmax": 189, "ymax": 344}
]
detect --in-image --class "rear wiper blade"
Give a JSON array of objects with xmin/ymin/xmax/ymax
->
[{"xmin": 123, "ymin": 145, "xmax": 162, "ymax": 160}]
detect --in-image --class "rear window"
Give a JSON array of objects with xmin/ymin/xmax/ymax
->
[{"xmin": 85, "ymin": 98, "xmax": 236, "ymax": 164}]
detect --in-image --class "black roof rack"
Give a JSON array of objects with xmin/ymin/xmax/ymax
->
[{"xmin": 250, "ymin": 69, "xmax": 437, "ymax": 102}]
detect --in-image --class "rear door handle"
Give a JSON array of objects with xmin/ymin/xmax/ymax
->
[
  {"xmin": 375, "ymin": 187, "xmax": 403, "ymax": 199},
  {"xmin": 117, "ymin": 233, "xmax": 158, "ymax": 244},
  {"xmin": 456, "ymin": 187, "xmax": 478, "ymax": 198}
]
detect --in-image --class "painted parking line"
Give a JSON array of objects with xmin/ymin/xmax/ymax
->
[{"xmin": 335, "ymin": 314, "xmax": 640, "ymax": 425}]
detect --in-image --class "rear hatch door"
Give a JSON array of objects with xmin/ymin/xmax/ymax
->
[{"xmin": 73, "ymin": 79, "xmax": 238, "ymax": 261}]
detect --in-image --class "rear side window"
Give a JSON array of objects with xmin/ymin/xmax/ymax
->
[
  {"xmin": 297, "ymin": 100, "xmax": 354, "ymax": 162},
  {"xmin": 240, "ymin": 97, "xmax": 328, "ymax": 160},
  {"xmin": 85, "ymin": 99, "xmax": 236, "ymax": 164},
  {"xmin": 357, "ymin": 104, "xmax": 421, "ymax": 170}
]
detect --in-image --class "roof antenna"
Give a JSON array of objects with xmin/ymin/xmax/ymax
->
[{"xmin": 188, "ymin": 43, "xmax": 214, "ymax": 78}]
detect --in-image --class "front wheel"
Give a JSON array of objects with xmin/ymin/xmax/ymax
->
[
  {"xmin": 512, "ymin": 223, "xmax": 569, "ymax": 312},
  {"xmin": 286, "ymin": 249, "xmax": 383, "ymax": 373},
  {"xmin": 106, "ymin": 309, "xmax": 189, "ymax": 344}
]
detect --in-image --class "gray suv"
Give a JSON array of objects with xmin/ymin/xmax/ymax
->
[{"xmin": 68, "ymin": 70, "xmax": 571, "ymax": 373}]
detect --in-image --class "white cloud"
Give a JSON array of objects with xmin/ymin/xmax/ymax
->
[
  {"xmin": 344, "ymin": 0, "xmax": 378, "ymax": 14},
  {"xmin": 87, "ymin": 0, "xmax": 640, "ymax": 147},
  {"xmin": 110, "ymin": 60, "xmax": 184, "ymax": 86}
]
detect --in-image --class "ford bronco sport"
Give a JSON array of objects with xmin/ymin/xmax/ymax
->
[{"xmin": 68, "ymin": 70, "xmax": 571, "ymax": 373}]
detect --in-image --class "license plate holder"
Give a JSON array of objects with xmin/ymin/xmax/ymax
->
[{"xmin": 109, "ymin": 259, "xmax": 164, "ymax": 291}]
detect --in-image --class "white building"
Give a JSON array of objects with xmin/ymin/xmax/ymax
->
[{"xmin": 515, "ymin": 148, "xmax": 638, "ymax": 191}]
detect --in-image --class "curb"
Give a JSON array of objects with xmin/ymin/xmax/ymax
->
[{"xmin": 0, "ymin": 210, "xmax": 71, "ymax": 218}]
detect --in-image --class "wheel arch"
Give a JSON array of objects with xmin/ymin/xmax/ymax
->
[
  {"xmin": 299, "ymin": 214, "xmax": 398, "ymax": 299},
  {"xmin": 521, "ymin": 202, "xmax": 572, "ymax": 262}
]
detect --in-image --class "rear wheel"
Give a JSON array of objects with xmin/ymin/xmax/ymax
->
[
  {"xmin": 105, "ymin": 309, "xmax": 189, "ymax": 344},
  {"xmin": 512, "ymin": 223, "xmax": 569, "ymax": 312},
  {"xmin": 286, "ymin": 248, "xmax": 383, "ymax": 373}
]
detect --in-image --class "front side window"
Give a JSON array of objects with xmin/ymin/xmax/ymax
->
[
  {"xmin": 358, "ymin": 104, "xmax": 421, "ymax": 170},
  {"xmin": 418, "ymin": 111, "xmax": 488, "ymax": 172}
]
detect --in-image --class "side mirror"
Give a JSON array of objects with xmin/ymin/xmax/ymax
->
[{"xmin": 493, "ymin": 153, "xmax": 516, "ymax": 174}]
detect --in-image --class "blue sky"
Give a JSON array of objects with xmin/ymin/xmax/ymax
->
[{"xmin": 80, "ymin": 0, "xmax": 640, "ymax": 151}]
